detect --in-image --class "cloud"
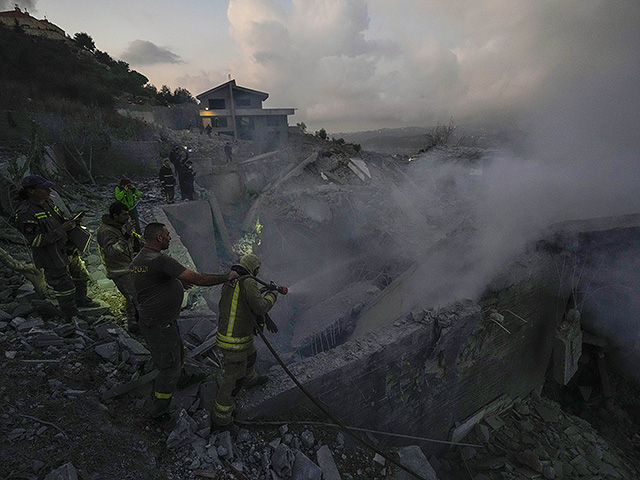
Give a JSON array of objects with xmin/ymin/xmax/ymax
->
[
  {"xmin": 225, "ymin": 0, "xmax": 640, "ymax": 135},
  {"xmin": 120, "ymin": 39, "xmax": 183, "ymax": 66}
]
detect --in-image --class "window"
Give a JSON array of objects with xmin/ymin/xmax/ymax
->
[
  {"xmin": 235, "ymin": 97, "xmax": 251, "ymax": 107},
  {"xmin": 212, "ymin": 117, "xmax": 228, "ymax": 128},
  {"xmin": 208, "ymin": 98, "xmax": 226, "ymax": 109},
  {"xmin": 267, "ymin": 116, "xmax": 282, "ymax": 127}
]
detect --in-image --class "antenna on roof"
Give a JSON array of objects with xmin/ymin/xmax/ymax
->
[{"xmin": 228, "ymin": 73, "xmax": 231, "ymax": 80}]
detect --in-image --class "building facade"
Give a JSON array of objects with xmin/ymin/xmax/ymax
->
[
  {"xmin": 196, "ymin": 80, "xmax": 295, "ymax": 147},
  {"xmin": 0, "ymin": 6, "xmax": 65, "ymax": 40}
]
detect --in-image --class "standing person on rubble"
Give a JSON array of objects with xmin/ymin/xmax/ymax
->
[
  {"xmin": 178, "ymin": 160, "xmax": 195, "ymax": 201},
  {"xmin": 97, "ymin": 201, "xmax": 142, "ymax": 333},
  {"xmin": 114, "ymin": 177, "xmax": 143, "ymax": 233},
  {"xmin": 158, "ymin": 158, "xmax": 176, "ymax": 204},
  {"xmin": 213, "ymin": 253, "xmax": 278, "ymax": 430},
  {"xmin": 224, "ymin": 142, "xmax": 233, "ymax": 163},
  {"xmin": 14, "ymin": 174, "xmax": 98, "ymax": 320},
  {"xmin": 129, "ymin": 222, "xmax": 238, "ymax": 421}
]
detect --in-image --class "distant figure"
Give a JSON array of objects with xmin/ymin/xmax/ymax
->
[
  {"xmin": 205, "ymin": 124, "xmax": 212, "ymax": 137},
  {"xmin": 178, "ymin": 160, "xmax": 195, "ymax": 201},
  {"xmin": 224, "ymin": 142, "xmax": 233, "ymax": 163},
  {"xmin": 114, "ymin": 177, "xmax": 143, "ymax": 234},
  {"xmin": 158, "ymin": 158, "xmax": 175, "ymax": 204}
]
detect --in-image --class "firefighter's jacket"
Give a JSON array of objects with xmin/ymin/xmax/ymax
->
[
  {"xmin": 217, "ymin": 255, "xmax": 277, "ymax": 351},
  {"xmin": 114, "ymin": 185, "xmax": 142, "ymax": 211},
  {"xmin": 15, "ymin": 199, "xmax": 70, "ymax": 269},
  {"xmin": 96, "ymin": 215, "xmax": 141, "ymax": 279},
  {"xmin": 158, "ymin": 165, "xmax": 175, "ymax": 187}
]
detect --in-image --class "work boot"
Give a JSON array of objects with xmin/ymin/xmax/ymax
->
[
  {"xmin": 177, "ymin": 371, "xmax": 206, "ymax": 390},
  {"xmin": 77, "ymin": 297, "xmax": 100, "ymax": 308},
  {"xmin": 150, "ymin": 397, "xmax": 172, "ymax": 419},
  {"xmin": 213, "ymin": 421, "xmax": 239, "ymax": 436},
  {"xmin": 244, "ymin": 375, "xmax": 269, "ymax": 390}
]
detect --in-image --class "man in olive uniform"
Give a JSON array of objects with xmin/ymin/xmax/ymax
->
[
  {"xmin": 97, "ymin": 201, "xmax": 142, "ymax": 332},
  {"xmin": 130, "ymin": 222, "xmax": 238, "ymax": 420},
  {"xmin": 214, "ymin": 253, "xmax": 278, "ymax": 429},
  {"xmin": 15, "ymin": 174, "xmax": 98, "ymax": 320}
]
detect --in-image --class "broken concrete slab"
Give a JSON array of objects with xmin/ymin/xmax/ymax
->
[
  {"xmin": 271, "ymin": 443, "xmax": 295, "ymax": 478},
  {"xmin": 94, "ymin": 342, "xmax": 118, "ymax": 363},
  {"xmin": 167, "ymin": 409, "xmax": 198, "ymax": 449},
  {"xmin": 395, "ymin": 446, "xmax": 438, "ymax": 480},
  {"xmin": 291, "ymin": 451, "xmax": 323, "ymax": 480},
  {"xmin": 316, "ymin": 445, "xmax": 341, "ymax": 480},
  {"xmin": 44, "ymin": 462, "xmax": 78, "ymax": 480}
]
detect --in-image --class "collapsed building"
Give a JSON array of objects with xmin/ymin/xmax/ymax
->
[{"xmin": 152, "ymin": 137, "xmax": 640, "ymax": 457}]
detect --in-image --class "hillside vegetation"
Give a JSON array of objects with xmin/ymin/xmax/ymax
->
[{"xmin": 0, "ymin": 23, "xmax": 193, "ymax": 112}]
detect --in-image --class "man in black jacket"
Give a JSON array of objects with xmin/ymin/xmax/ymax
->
[{"xmin": 158, "ymin": 158, "xmax": 175, "ymax": 204}]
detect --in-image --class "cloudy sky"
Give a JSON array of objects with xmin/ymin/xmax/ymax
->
[{"xmin": 9, "ymin": 0, "xmax": 640, "ymax": 134}]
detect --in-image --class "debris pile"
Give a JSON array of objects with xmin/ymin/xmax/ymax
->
[{"xmin": 436, "ymin": 392, "xmax": 640, "ymax": 480}]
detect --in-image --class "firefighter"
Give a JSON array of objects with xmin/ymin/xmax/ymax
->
[
  {"xmin": 14, "ymin": 174, "xmax": 98, "ymax": 320},
  {"xmin": 129, "ymin": 222, "xmax": 238, "ymax": 420},
  {"xmin": 213, "ymin": 253, "xmax": 278, "ymax": 429},
  {"xmin": 97, "ymin": 201, "xmax": 142, "ymax": 333},
  {"xmin": 158, "ymin": 158, "xmax": 175, "ymax": 204}
]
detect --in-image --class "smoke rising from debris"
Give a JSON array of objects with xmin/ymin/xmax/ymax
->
[{"xmin": 226, "ymin": 0, "xmax": 640, "ymax": 135}]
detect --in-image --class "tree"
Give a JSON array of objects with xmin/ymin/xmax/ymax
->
[
  {"xmin": 74, "ymin": 32, "xmax": 95, "ymax": 52},
  {"xmin": 296, "ymin": 122, "xmax": 307, "ymax": 133},
  {"xmin": 157, "ymin": 85, "xmax": 173, "ymax": 106},
  {"xmin": 315, "ymin": 128, "xmax": 327, "ymax": 140},
  {"xmin": 172, "ymin": 87, "xmax": 196, "ymax": 104}
]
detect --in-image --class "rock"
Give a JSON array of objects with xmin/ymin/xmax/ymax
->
[
  {"xmin": 166, "ymin": 409, "xmax": 198, "ymax": 449},
  {"xmin": 94, "ymin": 342, "xmax": 118, "ymax": 363},
  {"xmin": 395, "ymin": 445, "xmax": 438, "ymax": 480},
  {"xmin": 44, "ymin": 462, "xmax": 78, "ymax": 480},
  {"xmin": 16, "ymin": 317, "xmax": 44, "ymax": 332},
  {"xmin": 291, "ymin": 451, "xmax": 323, "ymax": 480},
  {"xmin": 317, "ymin": 445, "xmax": 342, "ymax": 480},
  {"xmin": 373, "ymin": 453, "xmax": 386, "ymax": 466},
  {"xmin": 92, "ymin": 271, "xmax": 107, "ymax": 281},
  {"xmin": 517, "ymin": 450, "xmax": 542, "ymax": 473},
  {"xmin": 301, "ymin": 429, "xmax": 315, "ymax": 449},
  {"xmin": 272, "ymin": 443, "xmax": 295, "ymax": 478},
  {"xmin": 474, "ymin": 423, "xmax": 490, "ymax": 443},
  {"xmin": 97, "ymin": 278, "xmax": 114, "ymax": 289},
  {"xmin": 236, "ymin": 428, "xmax": 252, "ymax": 443},
  {"xmin": 542, "ymin": 465, "xmax": 556, "ymax": 479},
  {"xmin": 33, "ymin": 332, "xmax": 64, "ymax": 347},
  {"xmin": 216, "ymin": 430, "xmax": 234, "ymax": 460},
  {"xmin": 118, "ymin": 335, "xmax": 149, "ymax": 356}
]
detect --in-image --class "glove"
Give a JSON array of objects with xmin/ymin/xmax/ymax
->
[{"xmin": 264, "ymin": 313, "xmax": 278, "ymax": 333}]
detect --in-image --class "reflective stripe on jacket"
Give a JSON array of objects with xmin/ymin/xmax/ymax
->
[{"xmin": 216, "ymin": 277, "xmax": 276, "ymax": 351}]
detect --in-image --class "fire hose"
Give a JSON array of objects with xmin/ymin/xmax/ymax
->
[{"xmin": 248, "ymin": 277, "xmax": 430, "ymax": 480}]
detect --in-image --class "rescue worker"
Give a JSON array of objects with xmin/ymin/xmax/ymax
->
[
  {"xmin": 114, "ymin": 177, "xmax": 143, "ymax": 233},
  {"xmin": 14, "ymin": 174, "xmax": 98, "ymax": 320},
  {"xmin": 97, "ymin": 201, "xmax": 142, "ymax": 333},
  {"xmin": 129, "ymin": 222, "xmax": 238, "ymax": 420},
  {"xmin": 158, "ymin": 158, "xmax": 175, "ymax": 204},
  {"xmin": 177, "ymin": 160, "xmax": 195, "ymax": 201},
  {"xmin": 214, "ymin": 253, "xmax": 278, "ymax": 429}
]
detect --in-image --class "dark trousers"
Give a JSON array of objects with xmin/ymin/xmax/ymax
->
[
  {"xmin": 162, "ymin": 185, "xmax": 175, "ymax": 203},
  {"xmin": 140, "ymin": 319, "xmax": 184, "ymax": 399},
  {"xmin": 213, "ymin": 344, "xmax": 258, "ymax": 426},
  {"xmin": 111, "ymin": 274, "xmax": 138, "ymax": 328},
  {"xmin": 128, "ymin": 207, "xmax": 141, "ymax": 234},
  {"xmin": 44, "ymin": 253, "xmax": 91, "ymax": 318}
]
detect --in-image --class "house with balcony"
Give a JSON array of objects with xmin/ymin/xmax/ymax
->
[
  {"xmin": 196, "ymin": 79, "xmax": 295, "ymax": 147},
  {"xmin": 0, "ymin": 6, "xmax": 65, "ymax": 40}
]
